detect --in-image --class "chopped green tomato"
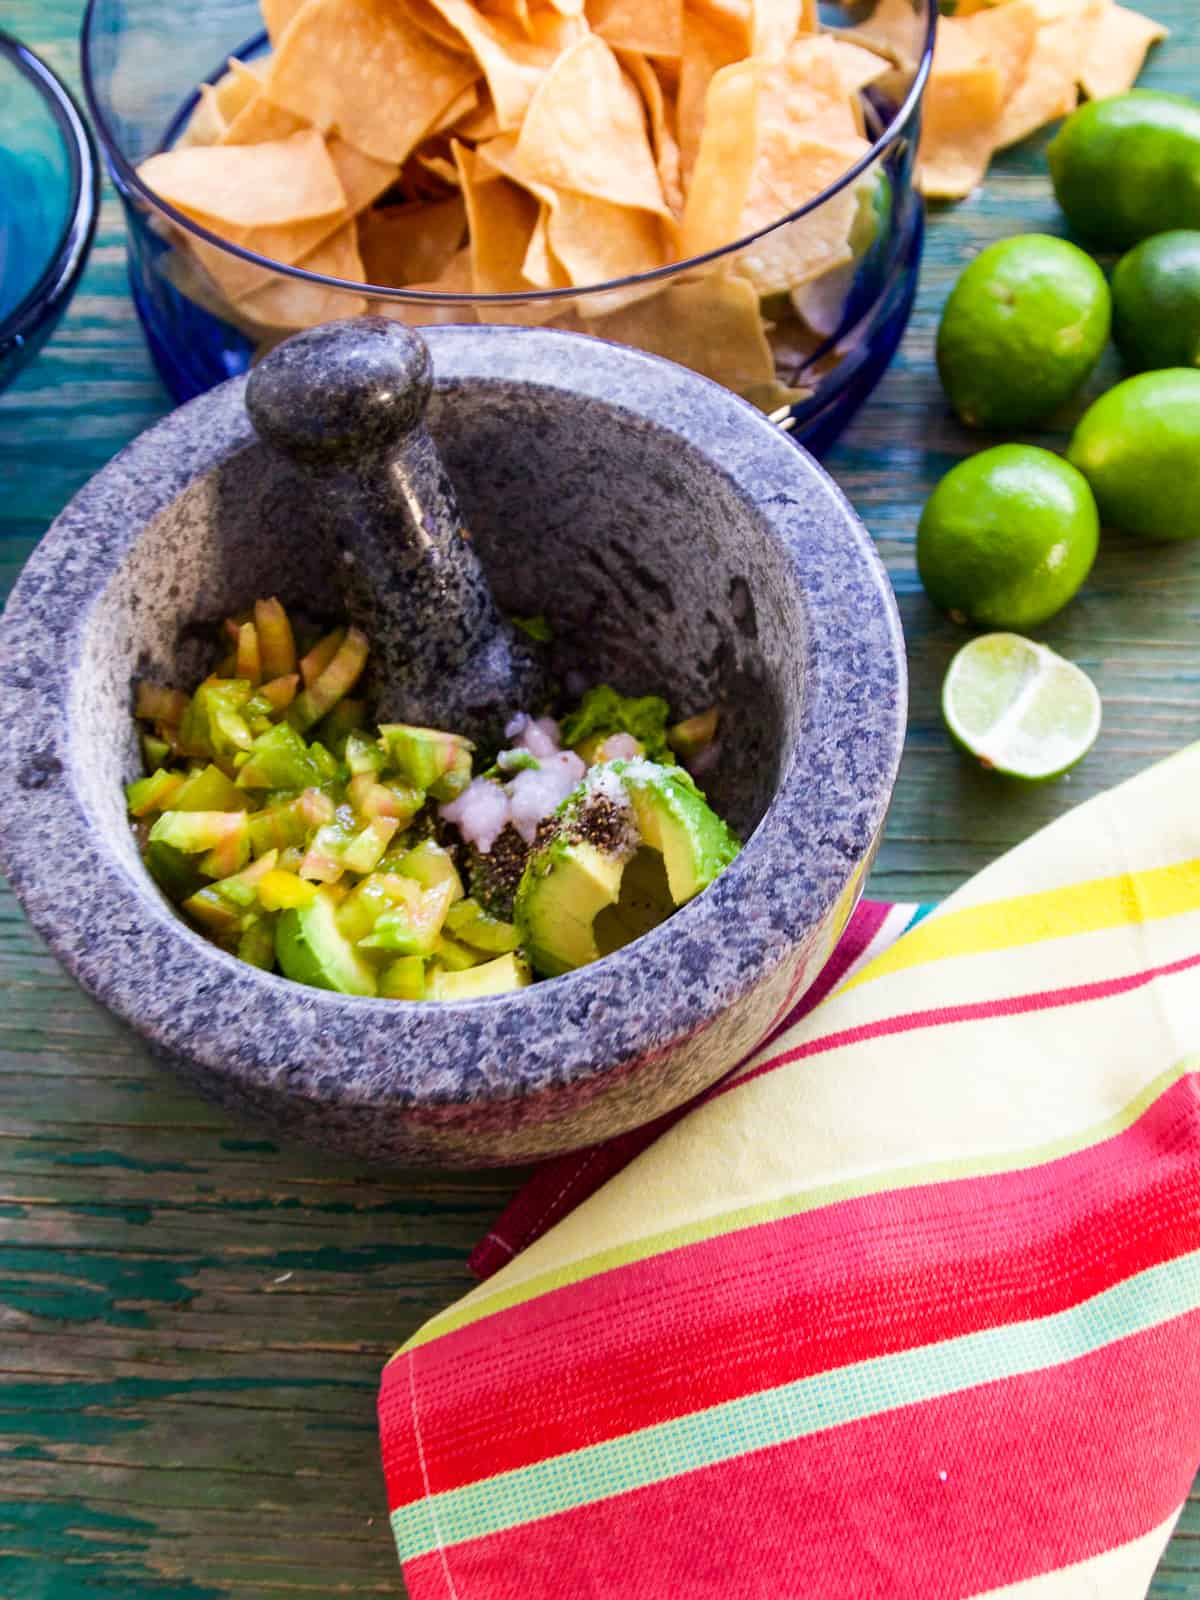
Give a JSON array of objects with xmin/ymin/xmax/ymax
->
[
  {"xmin": 444, "ymin": 896, "xmax": 522, "ymax": 953},
  {"xmin": 379, "ymin": 955, "xmax": 427, "ymax": 1000},
  {"xmin": 380, "ymin": 724, "xmax": 474, "ymax": 799},
  {"xmin": 512, "ymin": 613, "xmax": 553, "ymax": 644},
  {"xmin": 288, "ymin": 627, "xmax": 369, "ymax": 731},
  {"xmin": 235, "ymin": 722, "xmax": 324, "ymax": 790},
  {"xmin": 298, "ymin": 626, "xmax": 345, "ymax": 686},
  {"xmin": 301, "ymin": 812, "xmax": 357, "ymax": 884},
  {"xmin": 616, "ymin": 761, "xmax": 739, "ymax": 904},
  {"xmin": 515, "ymin": 838, "xmax": 627, "ymax": 978},
  {"xmin": 345, "ymin": 730, "xmax": 386, "ymax": 777},
  {"xmin": 346, "ymin": 773, "xmax": 425, "ymax": 824},
  {"xmin": 181, "ymin": 886, "xmax": 241, "ymax": 934},
  {"xmin": 340, "ymin": 816, "xmax": 399, "ymax": 875},
  {"xmin": 335, "ymin": 873, "xmax": 419, "ymax": 943},
  {"xmin": 199, "ymin": 819, "xmax": 252, "ymax": 880},
  {"xmin": 254, "ymin": 597, "xmax": 296, "ymax": 680},
  {"xmin": 150, "ymin": 809, "xmax": 247, "ymax": 856},
  {"xmin": 257, "ymin": 869, "xmax": 319, "ymax": 912},
  {"xmin": 178, "ymin": 679, "xmax": 255, "ymax": 760},
  {"xmin": 184, "ymin": 852, "xmax": 281, "ymax": 926},
  {"xmin": 144, "ymin": 840, "xmax": 208, "ymax": 902},
  {"xmin": 237, "ymin": 916, "xmax": 276, "ymax": 969},
  {"xmin": 275, "ymin": 887, "xmax": 378, "ymax": 997},
  {"xmin": 308, "ymin": 742, "xmax": 340, "ymax": 783},
  {"xmin": 248, "ymin": 789, "xmax": 335, "ymax": 856},
  {"xmin": 360, "ymin": 878, "xmax": 455, "ymax": 957},
  {"xmin": 168, "ymin": 762, "xmax": 250, "ymax": 814},
  {"xmin": 561, "ymin": 685, "xmax": 674, "ymax": 765},
  {"xmin": 667, "ymin": 707, "xmax": 719, "ymax": 762},
  {"xmin": 428, "ymin": 952, "xmax": 533, "ymax": 1001},
  {"xmin": 236, "ymin": 621, "xmax": 262, "ymax": 686},
  {"xmin": 126, "ymin": 769, "xmax": 185, "ymax": 816},
  {"xmin": 312, "ymin": 698, "xmax": 366, "ymax": 754},
  {"xmin": 257, "ymin": 673, "xmax": 300, "ymax": 714},
  {"xmin": 397, "ymin": 839, "xmax": 465, "ymax": 901},
  {"xmin": 141, "ymin": 734, "xmax": 171, "ymax": 770},
  {"xmin": 433, "ymin": 933, "xmax": 486, "ymax": 971},
  {"xmin": 135, "ymin": 683, "xmax": 188, "ymax": 727}
]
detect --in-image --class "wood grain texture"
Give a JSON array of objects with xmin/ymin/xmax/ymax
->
[{"xmin": 0, "ymin": 1, "xmax": 1197, "ymax": 1593}]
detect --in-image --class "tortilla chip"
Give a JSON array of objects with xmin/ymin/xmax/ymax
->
[
  {"xmin": 515, "ymin": 36, "xmax": 671, "ymax": 215},
  {"xmin": 750, "ymin": 0, "xmax": 802, "ymax": 60},
  {"xmin": 736, "ymin": 141, "xmax": 870, "ymax": 291},
  {"xmin": 359, "ymin": 195, "xmax": 467, "ymax": 286},
  {"xmin": 618, "ymin": 48, "xmax": 684, "ymax": 214},
  {"xmin": 455, "ymin": 92, "xmax": 503, "ymax": 140},
  {"xmin": 262, "ymin": 0, "xmax": 310, "ymax": 44},
  {"xmin": 590, "ymin": 272, "xmax": 776, "ymax": 395},
  {"xmin": 212, "ymin": 58, "xmax": 266, "ymax": 124},
  {"xmin": 522, "ymin": 206, "xmax": 571, "ymax": 287},
  {"xmin": 526, "ymin": 10, "xmax": 591, "ymax": 50},
  {"xmin": 418, "ymin": 152, "xmax": 463, "ymax": 187},
  {"xmin": 918, "ymin": 61, "xmax": 1005, "ymax": 197},
  {"xmin": 238, "ymin": 221, "xmax": 368, "ymax": 328},
  {"xmin": 190, "ymin": 136, "xmax": 395, "ymax": 302},
  {"xmin": 178, "ymin": 84, "xmax": 227, "ymax": 149},
  {"xmin": 433, "ymin": 83, "xmax": 481, "ymax": 134},
  {"xmin": 845, "ymin": 0, "xmax": 924, "ymax": 71},
  {"xmin": 587, "ymin": 0, "xmax": 683, "ymax": 61},
  {"xmin": 830, "ymin": 37, "xmax": 893, "ymax": 94},
  {"xmin": 479, "ymin": 0, "xmax": 533, "ymax": 32},
  {"xmin": 956, "ymin": 0, "xmax": 1039, "ymax": 102},
  {"xmin": 993, "ymin": 0, "xmax": 1102, "ymax": 149},
  {"xmin": 680, "ymin": 47, "xmax": 865, "ymax": 270},
  {"xmin": 548, "ymin": 193, "xmax": 670, "ymax": 286},
  {"xmin": 677, "ymin": 11, "xmax": 749, "ymax": 185},
  {"xmin": 139, "ymin": 128, "xmax": 345, "ymax": 227},
  {"xmin": 1079, "ymin": 0, "xmax": 1167, "ymax": 100},
  {"xmin": 424, "ymin": 0, "xmax": 555, "ymax": 128},
  {"xmin": 220, "ymin": 88, "xmax": 308, "ymax": 145},
  {"xmin": 368, "ymin": 248, "xmax": 478, "ymax": 324},
  {"xmin": 454, "ymin": 140, "xmax": 538, "ymax": 292},
  {"xmin": 264, "ymin": 0, "xmax": 479, "ymax": 164}
]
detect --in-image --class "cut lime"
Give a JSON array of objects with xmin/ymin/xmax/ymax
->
[{"xmin": 942, "ymin": 633, "xmax": 1101, "ymax": 781}]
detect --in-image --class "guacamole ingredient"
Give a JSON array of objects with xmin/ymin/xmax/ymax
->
[
  {"xmin": 1067, "ymin": 368, "xmax": 1200, "ymax": 541},
  {"xmin": 936, "ymin": 235, "xmax": 1111, "ymax": 430},
  {"xmin": 128, "ymin": 600, "xmax": 739, "ymax": 1001},
  {"xmin": 942, "ymin": 634, "xmax": 1102, "ymax": 781},
  {"xmin": 1112, "ymin": 231, "xmax": 1200, "ymax": 372},
  {"xmin": 917, "ymin": 445, "xmax": 1100, "ymax": 629},
  {"xmin": 1049, "ymin": 91, "xmax": 1200, "ymax": 250}
]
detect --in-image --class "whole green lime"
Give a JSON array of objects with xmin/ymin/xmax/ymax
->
[
  {"xmin": 1067, "ymin": 368, "xmax": 1200, "ymax": 541},
  {"xmin": 917, "ymin": 445, "xmax": 1100, "ymax": 628},
  {"xmin": 1112, "ymin": 231, "xmax": 1200, "ymax": 372},
  {"xmin": 936, "ymin": 235, "xmax": 1111, "ymax": 430},
  {"xmin": 1048, "ymin": 92, "xmax": 1200, "ymax": 251}
]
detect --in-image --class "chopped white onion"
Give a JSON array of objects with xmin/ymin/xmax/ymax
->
[
  {"xmin": 439, "ymin": 778, "xmax": 511, "ymax": 856},
  {"xmin": 508, "ymin": 750, "xmax": 586, "ymax": 844}
]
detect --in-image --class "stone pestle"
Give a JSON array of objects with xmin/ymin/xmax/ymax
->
[{"xmin": 245, "ymin": 317, "xmax": 549, "ymax": 747}]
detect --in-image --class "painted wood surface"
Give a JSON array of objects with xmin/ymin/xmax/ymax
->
[{"xmin": 1, "ymin": 1, "xmax": 1197, "ymax": 1592}]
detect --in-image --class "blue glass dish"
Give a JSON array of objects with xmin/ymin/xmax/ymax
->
[
  {"xmin": 0, "ymin": 32, "xmax": 99, "ymax": 393},
  {"xmin": 81, "ymin": 0, "xmax": 933, "ymax": 455}
]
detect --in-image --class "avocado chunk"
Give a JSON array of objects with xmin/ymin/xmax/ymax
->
[
  {"xmin": 275, "ymin": 887, "xmax": 378, "ymax": 996},
  {"xmin": 616, "ymin": 761, "xmax": 740, "ymax": 904},
  {"xmin": 429, "ymin": 952, "xmax": 532, "ymax": 1001},
  {"xmin": 514, "ymin": 762, "xmax": 739, "ymax": 978}
]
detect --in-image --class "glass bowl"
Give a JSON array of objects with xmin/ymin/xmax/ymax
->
[
  {"xmin": 0, "ymin": 32, "xmax": 99, "ymax": 393},
  {"xmin": 81, "ymin": 0, "xmax": 934, "ymax": 454}
]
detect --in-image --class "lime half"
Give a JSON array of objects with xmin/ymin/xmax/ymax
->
[{"xmin": 942, "ymin": 633, "xmax": 1102, "ymax": 780}]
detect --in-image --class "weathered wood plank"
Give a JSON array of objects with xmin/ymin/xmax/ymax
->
[{"xmin": 1, "ymin": 0, "xmax": 1198, "ymax": 1594}]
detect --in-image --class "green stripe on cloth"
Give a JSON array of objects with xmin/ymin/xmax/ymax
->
[
  {"xmin": 393, "ymin": 1245, "xmax": 1200, "ymax": 1559},
  {"xmin": 403, "ymin": 1060, "xmax": 1196, "ymax": 1352}
]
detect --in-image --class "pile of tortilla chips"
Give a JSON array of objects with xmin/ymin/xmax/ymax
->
[{"xmin": 136, "ymin": 0, "xmax": 1165, "ymax": 408}]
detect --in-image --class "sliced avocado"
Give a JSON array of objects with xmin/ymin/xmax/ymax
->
[
  {"xmin": 514, "ymin": 837, "xmax": 627, "ymax": 977},
  {"xmin": 444, "ymin": 896, "xmax": 522, "ymax": 953},
  {"xmin": 593, "ymin": 844, "xmax": 674, "ymax": 955},
  {"xmin": 275, "ymin": 888, "xmax": 378, "ymax": 997},
  {"xmin": 616, "ymin": 762, "xmax": 739, "ymax": 904},
  {"xmin": 379, "ymin": 955, "xmax": 427, "ymax": 1000},
  {"xmin": 432, "ymin": 933, "xmax": 485, "ymax": 972},
  {"xmin": 429, "ymin": 952, "xmax": 532, "ymax": 1001}
]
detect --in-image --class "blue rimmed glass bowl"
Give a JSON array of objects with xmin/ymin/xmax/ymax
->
[
  {"xmin": 81, "ymin": 0, "xmax": 934, "ymax": 454},
  {"xmin": 0, "ymin": 32, "xmax": 99, "ymax": 393}
]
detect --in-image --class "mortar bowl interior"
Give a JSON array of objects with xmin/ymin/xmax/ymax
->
[{"xmin": 0, "ymin": 326, "xmax": 905, "ymax": 1165}]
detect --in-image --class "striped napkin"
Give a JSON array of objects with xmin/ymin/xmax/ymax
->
[{"xmin": 379, "ymin": 743, "xmax": 1200, "ymax": 1599}]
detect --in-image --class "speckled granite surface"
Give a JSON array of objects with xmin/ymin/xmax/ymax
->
[{"xmin": 0, "ymin": 325, "xmax": 905, "ymax": 1165}]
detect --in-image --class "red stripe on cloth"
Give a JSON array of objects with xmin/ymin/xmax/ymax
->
[
  {"xmin": 468, "ymin": 900, "xmax": 895, "ymax": 1281},
  {"xmin": 400, "ymin": 1313, "xmax": 1200, "ymax": 1600},
  {"xmin": 381, "ymin": 1071, "xmax": 1200, "ymax": 1508},
  {"xmin": 728, "ymin": 948, "xmax": 1200, "ymax": 1099}
]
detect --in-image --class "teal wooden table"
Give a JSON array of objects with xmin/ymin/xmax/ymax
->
[{"xmin": 2, "ymin": 4, "xmax": 1199, "ymax": 1594}]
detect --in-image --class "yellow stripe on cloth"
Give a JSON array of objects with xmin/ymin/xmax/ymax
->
[
  {"xmin": 404, "ymin": 742, "xmax": 1200, "ymax": 1353},
  {"xmin": 967, "ymin": 1506, "xmax": 1185, "ymax": 1598}
]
